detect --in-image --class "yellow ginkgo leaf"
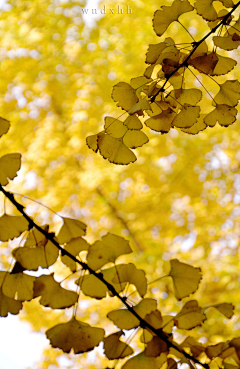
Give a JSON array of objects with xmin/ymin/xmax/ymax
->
[
  {"xmin": 145, "ymin": 109, "xmax": 176, "ymax": 133},
  {"xmin": 33, "ymin": 273, "xmax": 78, "ymax": 309},
  {"xmin": 107, "ymin": 298, "xmax": 157, "ymax": 330},
  {"xmin": 0, "ymin": 214, "xmax": 29, "ymax": 242},
  {"xmin": 189, "ymin": 52, "xmax": 218, "ymax": 74},
  {"xmin": 104, "ymin": 331, "xmax": 134, "ymax": 359},
  {"xmin": 169, "ymin": 259, "xmax": 202, "ymax": 300},
  {"xmin": 174, "ymin": 300, "xmax": 206, "ymax": 330},
  {"xmin": 46, "ymin": 317, "xmax": 105, "ymax": 354},
  {"xmin": 61, "ymin": 237, "xmax": 89, "ymax": 272},
  {"xmin": 204, "ymin": 105, "xmax": 237, "ymax": 127},
  {"xmin": 104, "ymin": 116, "xmax": 128, "ymax": 138},
  {"xmin": 174, "ymin": 88, "xmax": 202, "ymax": 106},
  {"xmin": 0, "ymin": 117, "xmax": 10, "ymax": 138},
  {"xmin": 87, "ymin": 233, "xmax": 132, "ymax": 271},
  {"xmin": 123, "ymin": 115, "xmax": 143, "ymax": 130},
  {"xmin": 128, "ymin": 98, "xmax": 151, "ymax": 115},
  {"xmin": 206, "ymin": 342, "xmax": 229, "ymax": 359},
  {"xmin": 181, "ymin": 114, "xmax": 207, "ymax": 135},
  {"xmin": 111, "ymin": 263, "xmax": 147, "ymax": 297},
  {"xmin": 172, "ymin": 104, "xmax": 200, "ymax": 129},
  {"xmin": 0, "ymin": 153, "xmax": 21, "ymax": 186},
  {"xmin": 98, "ymin": 133, "xmax": 137, "ymax": 165},
  {"xmin": 180, "ymin": 337, "xmax": 205, "ymax": 358},
  {"xmin": 213, "ymin": 34, "xmax": 240, "ymax": 51},
  {"xmin": 111, "ymin": 82, "xmax": 138, "ymax": 111},
  {"xmin": 144, "ymin": 310, "xmax": 163, "ymax": 330},
  {"xmin": 145, "ymin": 336, "xmax": 168, "ymax": 357},
  {"xmin": 123, "ymin": 130, "xmax": 149, "ymax": 149},
  {"xmin": 122, "ymin": 351, "xmax": 167, "ymax": 369},
  {"xmin": 211, "ymin": 54, "xmax": 237, "ymax": 76},
  {"xmin": 57, "ymin": 217, "xmax": 87, "ymax": 244},
  {"xmin": 214, "ymin": 80, "xmax": 240, "ymax": 107},
  {"xmin": 0, "ymin": 271, "xmax": 35, "ymax": 301},
  {"xmin": 0, "ymin": 288, "xmax": 23, "ymax": 317},
  {"xmin": 195, "ymin": 0, "xmax": 217, "ymax": 21},
  {"xmin": 86, "ymin": 133, "xmax": 99, "ymax": 153},
  {"xmin": 153, "ymin": 0, "xmax": 193, "ymax": 37},
  {"xmin": 208, "ymin": 303, "xmax": 234, "ymax": 319},
  {"xmin": 145, "ymin": 42, "xmax": 171, "ymax": 64},
  {"xmin": 130, "ymin": 76, "xmax": 152, "ymax": 89}
]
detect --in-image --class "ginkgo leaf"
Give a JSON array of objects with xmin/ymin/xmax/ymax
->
[
  {"xmin": 206, "ymin": 342, "xmax": 230, "ymax": 359},
  {"xmin": 174, "ymin": 300, "xmax": 206, "ymax": 329},
  {"xmin": 98, "ymin": 133, "xmax": 137, "ymax": 165},
  {"xmin": 145, "ymin": 336, "xmax": 168, "ymax": 357},
  {"xmin": 121, "ymin": 351, "xmax": 167, "ymax": 369},
  {"xmin": 153, "ymin": 0, "xmax": 194, "ymax": 37},
  {"xmin": 123, "ymin": 115, "xmax": 143, "ymax": 130},
  {"xmin": 107, "ymin": 298, "xmax": 157, "ymax": 330},
  {"xmin": 144, "ymin": 108, "xmax": 176, "ymax": 133},
  {"xmin": 57, "ymin": 217, "xmax": 87, "ymax": 244},
  {"xmin": 61, "ymin": 237, "xmax": 89, "ymax": 272},
  {"xmin": 0, "ymin": 153, "xmax": 21, "ymax": 186},
  {"xmin": 169, "ymin": 259, "xmax": 202, "ymax": 300},
  {"xmin": 145, "ymin": 41, "xmax": 173, "ymax": 64},
  {"xmin": 174, "ymin": 88, "xmax": 202, "ymax": 106},
  {"xmin": 86, "ymin": 133, "xmax": 99, "ymax": 153},
  {"xmin": 213, "ymin": 34, "xmax": 240, "ymax": 51},
  {"xmin": 33, "ymin": 273, "xmax": 78, "ymax": 309},
  {"xmin": 207, "ymin": 303, "xmax": 234, "ymax": 319},
  {"xmin": 189, "ymin": 52, "xmax": 218, "ymax": 74},
  {"xmin": 172, "ymin": 104, "xmax": 200, "ymax": 129},
  {"xmin": 128, "ymin": 98, "xmax": 151, "ymax": 115},
  {"xmin": 130, "ymin": 76, "xmax": 152, "ymax": 89},
  {"xmin": 0, "ymin": 271, "xmax": 35, "ymax": 301},
  {"xmin": 0, "ymin": 117, "xmax": 10, "ymax": 138},
  {"xmin": 123, "ymin": 130, "xmax": 149, "ymax": 149},
  {"xmin": 112, "ymin": 82, "xmax": 139, "ymax": 111},
  {"xmin": 211, "ymin": 54, "xmax": 237, "ymax": 76},
  {"xmin": 46, "ymin": 317, "xmax": 104, "ymax": 354},
  {"xmin": 190, "ymin": 41, "xmax": 208, "ymax": 59},
  {"xmin": 195, "ymin": 0, "xmax": 217, "ymax": 21},
  {"xmin": 111, "ymin": 263, "xmax": 147, "ymax": 297},
  {"xmin": 144, "ymin": 310, "xmax": 163, "ymax": 330},
  {"xmin": 181, "ymin": 337, "xmax": 205, "ymax": 358},
  {"xmin": 104, "ymin": 331, "xmax": 134, "ymax": 359},
  {"xmin": 181, "ymin": 114, "xmax": 207, "ymax": 135},
  {"xmin": 0, "ymin": 288, "xmax": 23, "ymax": 317},
  {"xmin": 204, "ymin": 105, "xmax": 237, "ymax": 127},
  {"xmin": 214, "ymin": 80, "xmax": 240, "ymax": 107},
  {"xmin": 0, "ymin": 214, "xmax": 29, "ymax": 241},
  {"xmin": 87, "ymin": 232, "xmax": 132, "ymax": 271},
  {"xmin": 104, "ymin": 116, "xmax": 128, "ymax": 138}
]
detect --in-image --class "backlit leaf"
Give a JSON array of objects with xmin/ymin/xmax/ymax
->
[
  {"xmin": 0, "ymin": 271, "xmax": 35, "ymax": 301},
  {"xmin": 0, "ymin": 117, "xmax": 10, "ymax": 138},
  {"xmin": 0, "ymin": 153, "xmax": 21, "ymax": 186},
  {"xmin": 111, "ymin": 82, "xmax": 138, "ymax": 111},
  {"xmin": 111, "ymin": 263, "xmax": 147, "ymax": 297},
  {"xmin": 169, "ymin": 259, "xmax": 202, "ymax": 300},
  {"xmin": 123, "ymin": 130, "xmax": 149, "ymax": 149},
  {"xmin": 145, "ymin": 336, "xmax": 168, "ymax": 357},
  {"xmin": 86, "ymin": 133, "xmax": 99, "ymax": 153},
  {"xmin": 144, "ymin": 108, "xmax": 176, "ymax": 133},
  {"xmin": 153, "ymin": 0, "xmax": 194, "ymax": 37},
  {"xmin": 61, "ymin": 237, "xmax": 89, "ymax": 272},
  {"xmin": 0, "ymin": 214, "xmax": 28, "ymax": 241},
  {"xmin": 46, "ymin": 317, "xmax": 104, "ymax": 354},
  {"xmin": 181, "ymin": 337, "xmax": 205, "ymax": 358},
  {"xmin": 172, "ymin": 104, "xmax": 200, "ymax": 129},
  {"xmin": 209, "ymin": 303, "xmax": 234, "ymax": 319},
  {"xmin": 123, "ymin": 115, "xmax": 143, "ymax": 130},
  {"xmin": 174, "ymin": 300, "xmax": 206, "ymax": 329},
  {"xmin": 103, "ymin": 331, "xmax": 134, "ymax": 359},
  {"xmin": 204, "ymin": 105, "xmax": 237, "ymax": 127},
  {"xmin": 33, "ymin": 273, "xmax": 78, "ymax": 309},
  {"xmin": 122, "ymin": 351, "xmax": 167, "ymax": 369},
  {"xmin": 87, "ymin": 232, "xmax": 132, "ymax": 271},
  {"xmin": 0, "ymin": 288, "xmax": 23, "ymax": 317},
  {"xmin": 104, "ymin": 116, "xmax": 128, "ymax": 138},
  {"xmin": 181, "ymin": 114, "xmax": 207, "ymax": 134},
  {"xmin": 127, "ymin": 98, "xmax": 151, "ymax": 115},
  {"xmin": 211, "ymin": 54, "xmax": 237, "ymax": 76},
  {"xmin": 195, "ymin": 0, "xmax": 217, "ymax": 21},
  {"xmin": 98, "ymin": 133, "xmax": 137, "ymax": 165},
  {"xmin": 57, "ymin": 217, "xmax": 87, "ymax": 244},
  {"xmin": 189, "ymin": 52, "xmax": 218, "ymax": 74},
  {"xmin": 214, "ymin": 80, "xmax": 240, "ymax": 107}
]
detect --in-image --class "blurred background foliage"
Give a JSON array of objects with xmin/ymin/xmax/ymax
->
[{"xmin": 0, "ymin": 0, "xmax": 240, "ymax": 367}]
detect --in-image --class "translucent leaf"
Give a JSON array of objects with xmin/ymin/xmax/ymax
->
[
  {"xmin": 172, "ymin": 104, "xmax": 200, "ymax": 129},
  {"xmin": 214, "ymin": 80, "xmax": 240, "ymax": 107},
  {"xmin": 107, "ymin": 298, "xmax": 157, "ymax": 330},
  {"xmin": 104, "ymin": 116, "xmax": 128, "ymax": 138},
  {"xmin": 0, "ymin": 214, "xmax": 29, "ymax": 241},
  {"xmin": 0, "ymin": 153, "xmax": 21, "ymax": 186},
  {"xmin": 144, "ymin": 310, "xmax": 163, "ymax": 330},
  {"xmin": 46, "ymin": 317, "xmax": 104, "ymax": 354},
  {"xmin": 210, "ymin": 303, "xmax": 234, "ymax": 319},
  {"xmin": 111, "ymin": 263, "xmax": 147, "ymax": 297},
  {"xmin": 104, "ymin": 331, "xmax": 134, "ymax": 359},
  {"xmin": 190, "ymin": 41, "xmax": 208, "ymax": 59},
  {"xmin": 144, "ymin": 108, "xmax": 176, "ymax": 133},
  {"xmin": 195, "ymin": 0, "xmax": 217, "ymax": 21},
  {"xmin": 213, "ymin": 34, "xmax": 240, "ymax": 51},
  {"xmin": 174, "ymin": 88, "xmax": 202, "ymax": 106},
  {"xmin": 61, "ymin": 237, "xmax": 89, "ymax": 272},
  {"xmin": 169, "ymin": 259, "xmax": 202, "ymax": 300},
  {"xmin": 204, "ymin": 105, "xmax": 237, "ymax": 127},
  {"xmin": 153, "ymin": 0, "xmax": 194, "ymax": 37},
  {"xmin": 181, "ymin": 115, "xmax": 207, "ymax": 135},
  {"xmin": 0, "ymin": 117, "xmax": 10, "ymax": 138},
  {"xmin": 174, "ymin": 300, "xmax": 206, "ymax": 329},
  {"xmin": 33, "ymin": 273, "xmax": 78, "ymax": 309},
  {"xmin": 145, "ymin": 41, "xmax": 173, "ymax": 64},
  {"xmin": 123, "ymin": 115, "xmax": 143, "ymax": 130},
  {"xmin": 98, "ymin": 134, "xmax": 137, "ymax": 165},
  {"xmin": 112, "ymin": 82, "xmax": 138, "ymax": 111},
  {"xmin": 189, "ymin": 52, "xmax": 218, "ymax": 74},
  {"xmin": 122, "ymin": 351, "xmax": 167, "ymax": 369},
  {"xmin": 145, "ymin": 336, "xmax": 168, "ymax": 357},
  {"xmin": 181, "ymin": 337, "xmax": 205, "ymax": 358},
  {"xmin": 57, "ymin": 217, "xmax": 87, "ymax": 244},
  {"xmin": 123, "ymin": 130, "xmax": 149, "ymax": 149},
  {"xmin": 0, "ymin": 288, "xmax": 23, "ymax": 317},
  {"xmin": 0, "ymin": 271, "xmax": 35, "ymax": 301},
  {"xmin": 87, "ymin": 233, "xmax": 132, "ymax": 271},
  {"xmin": 206, "ymin": 342, "xmax": 230, "ymax": 359},
  {"xmin": 128, "ymin": 98, "xmax": 151, "ymax": 115},
  {"xmin": 130, "ymin": 76, "xmax": 152, "ymax": 89},
  {"xmin": 86, "ymin": 133, "xmax": 99, "ymax": 153},
  {"xmin": 211, "ymin": 54, "xmax": 237, "ymax": 76}
]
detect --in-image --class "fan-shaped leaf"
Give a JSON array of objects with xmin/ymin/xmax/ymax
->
[
  {"xmin": 0, "ymin": 271, "xmax": 35, "ymax": 301},
  {"xmin": 61, "ymin": 237, "xmax": 89, "ymax": 272},
  {"xmin": 112, "ymin": 82, "xmax": 138, "ymax": 111},
  {"xmin": 98, "ymin": 133, "xmax": 137, "ymax": 165},
  {"xmin": 195, "ymin": 0, "xmax": 217, "ymax": 21},
  {"xmin": 145, "ymin": 108, "xmax": 176, "ymax": 133},
  {"xmin": 172, "ymin": 104, "xmax": 200, "ymax": 128},
  {"xmin": 0, "ymin": 153, "xmax": 21, "ymax": 186},
  {"xmin": 204, "ymin": 104, "xmax": 237, "ymax": 127},
  {"xmin": 104, "ymin": 116, "xmax": 128, "ymax": 138},
  {"xmin": 104, "ymin": 331, "xmax": 134, "ymax": 359},
  {"xmin": 0, "ymin": 288, "xmax": 23, "ymax": 317},
  {"xmin": 122, "ymin": 351, "xmax": 167, "ymax": 369},
  {"xmin": 57, "ymin": 217, "xmax": 87, "ymax": 244},
  {"xmin": 214, "ymin": 80, "xmax": 240, "ymax": 107},
  {"xmin": 0, "ymin": 214, "xmax": 28, "ymax": 241},
  {"xmin": 123, "ymin": 130, "xmax": 149, "ymax": 149},
  {"xmin": 174, "ymin": 300, "xmax": 206, "ymax": 329},
  {"xmin": 0, "ymin": 117, "xmax": 10, "ymax": 138}
]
